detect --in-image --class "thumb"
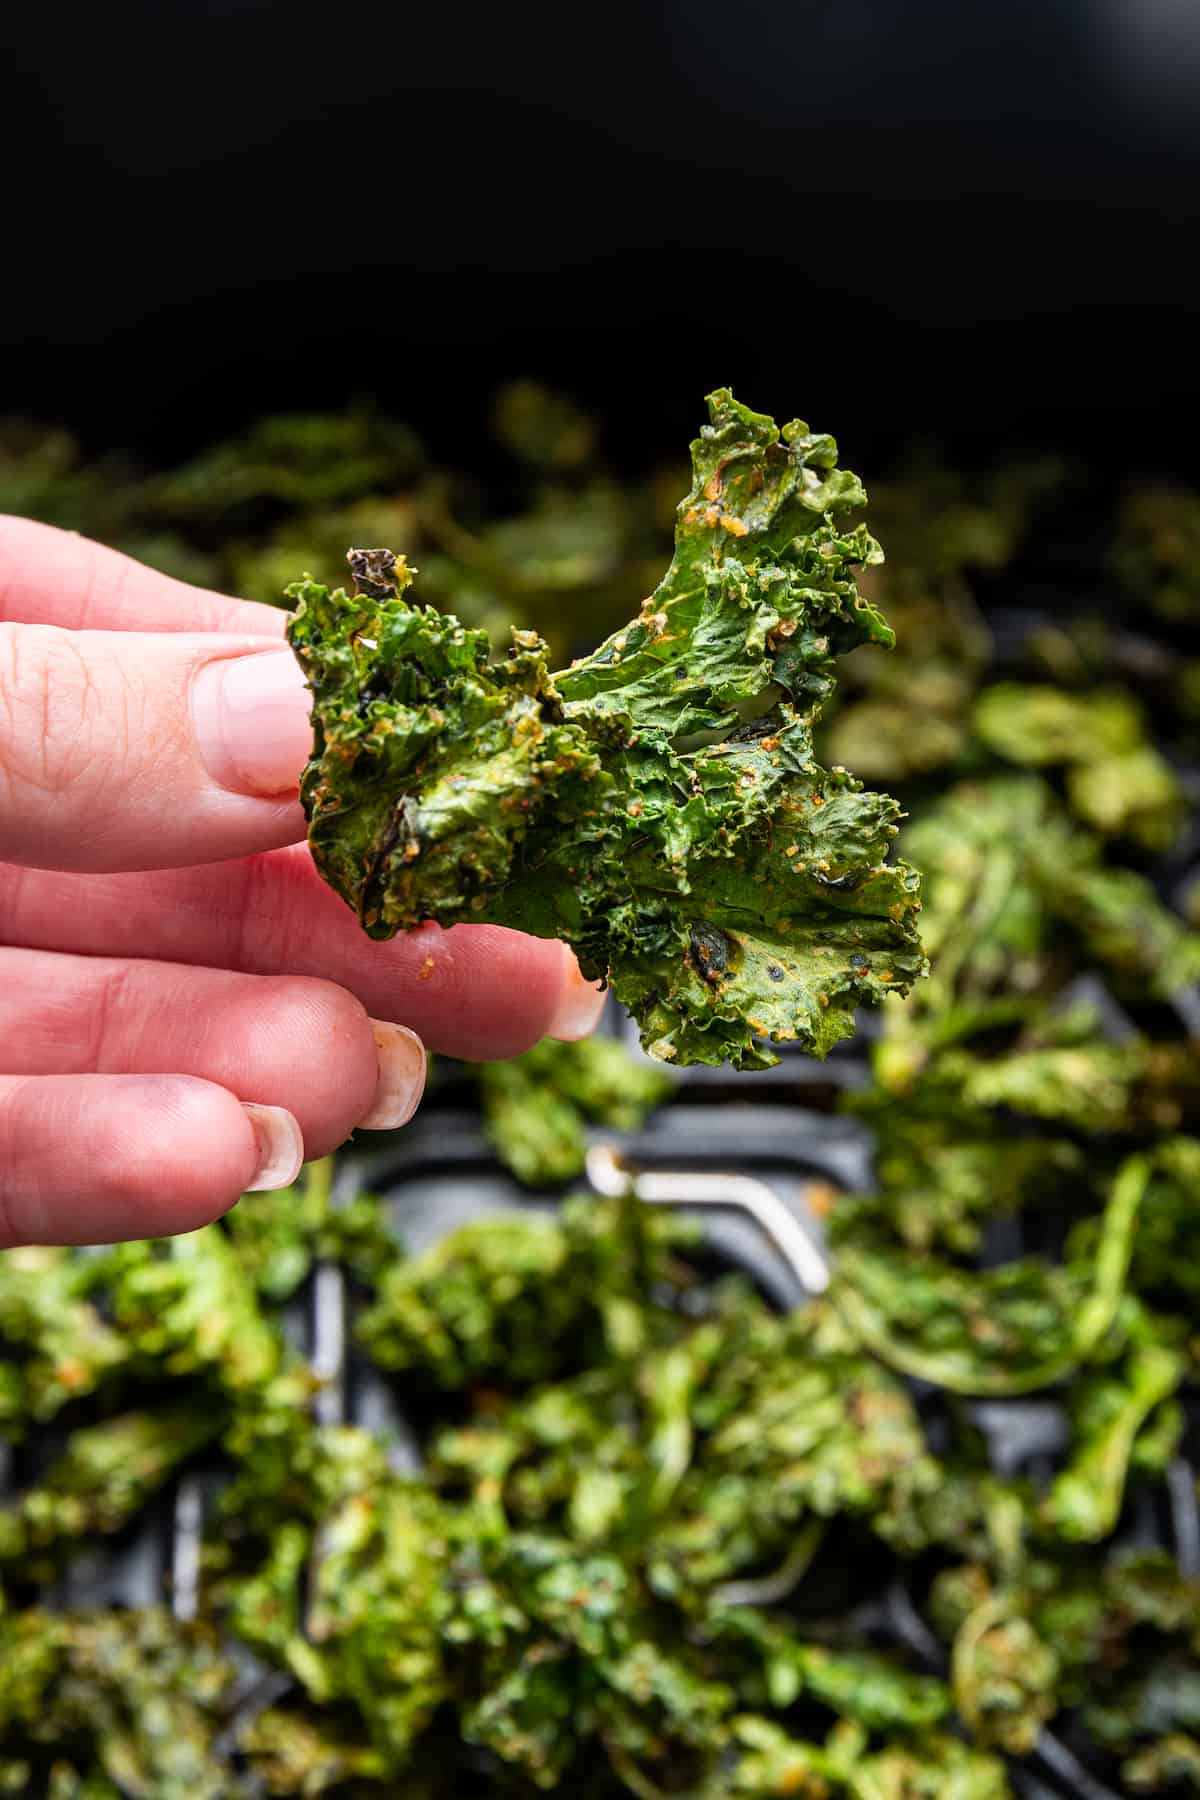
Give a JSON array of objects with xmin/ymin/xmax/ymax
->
[{"xmin": 0, "ymin": 622, "xmax": 313, "ymax": 872}]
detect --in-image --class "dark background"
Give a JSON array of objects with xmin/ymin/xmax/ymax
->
[{"xmin": 4, "ymin": 0, "xmax": 1199, "ymax": 474}]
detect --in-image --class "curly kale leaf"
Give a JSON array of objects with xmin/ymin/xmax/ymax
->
[
  {"xmin": 1044, "ymin": 1337, "xmax": 1183, "ymax": 1542},
  {"xmin": 0, "ymin": 1249, "xmax": 128, "ymax": 1426},
  {"xmin": 103, "ymin": 1226, "xmax": 281, "ymax": 1394},
  {"xmin": 475, "ymin": 1035, "xmax": 674, "ymax": 1186},
  {"xmin": 0, "ymin": 1610, "xmax": 236, "ymax": 1800},
  {"xmin": 0, "ymin": 1409, "xmax": 218, "ymax": 1570},
  {"xmin": 358, "ymin": 1193, "xmax": 693, "ymax": 1389},
  {"xmin": 888, "ymin": 775, "xmax": 1200, "ymax": 1030},
  {"xmin": 286, "ymin": 390, "xmax": 924, "ymax": 1068},
  {"xmin": 974, "ymin": 683, "xmax": 1184, "ymax": 848},
  {"xmin": 833, "ymin": 1152, "xmax": 1151, "ymax": 1396},
  {"xmin": 224, "ymin": 1156, "xmax": 395, "ymax": 1299}
]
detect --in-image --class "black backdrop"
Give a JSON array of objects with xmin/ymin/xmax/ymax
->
[{"xmin": 4, "ymin": 0, "xmax": 1199, "ymax": 473}]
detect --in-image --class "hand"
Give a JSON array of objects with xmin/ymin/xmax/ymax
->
[{"xmin": 0, "ymin": 519, "xmax": 604, "ymax": 1248}]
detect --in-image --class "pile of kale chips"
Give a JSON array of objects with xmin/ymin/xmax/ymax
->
[{"xmin": 1, "ymin": 392, "xmax": 1199, "ymax": 1797}]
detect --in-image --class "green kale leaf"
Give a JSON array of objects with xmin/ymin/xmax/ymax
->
[
  {"xmin": 285, "ymin": 390, "xmax": 925, "ymax": 1068},
  {"xmin": 974, "ymin": 683, "xmax": 1184, "ymax": 848},
  {"xmin": 475, "ymin": 1034, "xmax": 673, "ymax": 1186}
]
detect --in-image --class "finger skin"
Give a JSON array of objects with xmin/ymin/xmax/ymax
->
[
  {"xmin": 0, "ymin": 623, "xmax": 306, "ymax": 871},
  {"xmin": 0, "ymin": 847, "xmax": 580, "ymax": 1060},
  {"xmin": 0, "ymin": 948, "xmax": 381, "ymax": 1158},
  {"xmin": 0, "ymin": 515, "xmax": 286, "ymax": 636},
  {"xmin": 0, "ymin": 1073, "xmax": 264, "ymax": 1246}
]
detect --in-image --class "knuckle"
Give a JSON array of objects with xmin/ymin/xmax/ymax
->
[
  {"xmin": 0, "ymin": 1076, "xmax": 37, "ymax": 1247},
  {"xmin": 0, "ymin": 621, "xmax": 104, "ymax": 806},
  {"xmin": 81, "ymin": 961, "xmax": 137, "ymax": 1074}
]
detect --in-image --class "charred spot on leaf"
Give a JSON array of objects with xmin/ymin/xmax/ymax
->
[
  {"xmin": 360, "ymin": 795, "xmax": 421, "ymax": 929},
  {"xmin": 689, "ymin": 923, "xmax": 736, "ymax": 988},
  {"xmin": 729, "ymin": 711, "xmax": 786, "ymax": 744},
  {"xmin": 356, "ymin": 678, "xmax": 390, "ymax": 718},
  {"xmin": 348, "ymin": 547, "xmax": 399, "ymax": 599},
  {"xmin": 767, "ymin": 963, "xmax": 786, "ymax": 982}
]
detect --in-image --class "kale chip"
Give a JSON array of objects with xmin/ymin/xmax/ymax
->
[{"xmin": 286, "ymin": 390, "xmax": 925, "ymax": 1069}]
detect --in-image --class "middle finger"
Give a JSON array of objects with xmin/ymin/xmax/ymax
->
[{"xmin": 0, "ymin": 846, "xmax": 599, "ymax": 1060}]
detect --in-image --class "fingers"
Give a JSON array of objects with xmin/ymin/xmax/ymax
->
[
  {"xmin": 0, "ymin": 948, "xmax": 426, "ymax": 1158},
  {"xmin": 0, "ymin": 1075, "xmax": 303, "ymax": 1248},
  {"xmin": 0, "ymin": 848, "xmax": 607, "ymax": 1060},
  {"xmin": 0, "ymin": 519, "xmax": 608, "ymax": 1054},
  {"xmin": 0, "ymin": 622, "xmax": 314, "ymax": 871},
  {"xmin": 0, "ymin": 516, "xmax": 287, "ymax": 635}
]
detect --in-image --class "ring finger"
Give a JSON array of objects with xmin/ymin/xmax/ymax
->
[{"xmin": 0, "ymin": 946, "xmax": 427, "ymax": 1158}]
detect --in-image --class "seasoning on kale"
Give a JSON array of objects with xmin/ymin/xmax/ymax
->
[{"xmin": 285, "ymin": 390, "xmax": 925, "ymax": 1069}]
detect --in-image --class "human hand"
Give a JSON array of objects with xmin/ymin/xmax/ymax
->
[{"xmin": 0, "ymin": 519, "xmax": 605, "ymax": 1248}]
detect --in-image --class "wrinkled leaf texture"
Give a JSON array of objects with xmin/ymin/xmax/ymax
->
[{"xmin": 287, "ymin": 391, "xmax": 924, "ymax": 1067}]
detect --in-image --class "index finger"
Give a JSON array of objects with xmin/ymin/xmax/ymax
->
[{"xmin": 0, "ymin": 516, "xmax": 288, "ymax": 635}]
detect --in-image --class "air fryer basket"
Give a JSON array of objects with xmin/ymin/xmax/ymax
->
[{"xmin": 2, "ymin": 586, "xmax": 1198, "ymax": 1798}]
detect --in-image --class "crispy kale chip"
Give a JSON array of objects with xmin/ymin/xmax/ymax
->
[
  {"xmin": 286, "ymin": 390, "xmax": 925, "ymax": 1068},
  {"xmin": 475, "ymin": 1034, "xmax": 674, "ymax": 1186},
  {"xmin": 974, "ymin": 684, "xmax": 1185, "ymax": 848},
  {"xmin": 0, "ymin": 1610, "xmax": 236, "ymax": 1799}
]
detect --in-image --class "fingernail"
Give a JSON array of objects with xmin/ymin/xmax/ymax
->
[
  {"xmin": 242, "ymin": 1103, "xmax": 305, "ymax": 1191},
  {"xmin": 547, "ymin": 956, "xmax": 608, "ymax": 1041},
  {"xmin": 192, "ymin": 649, "xmax": 313, "ymax": 797},
  {"xmin": 358, "ymin": 1020, "xmax": 427, "ymax": 1130}
]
